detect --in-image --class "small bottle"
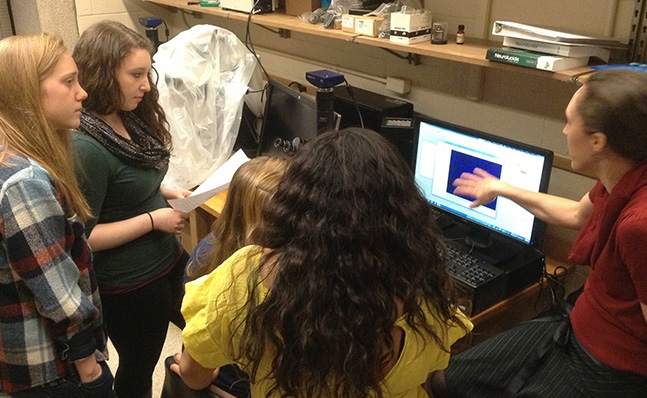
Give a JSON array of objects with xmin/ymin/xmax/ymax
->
[{"xmin": 456, "ymin": 24, "xmax": 465, "ymax": 44}]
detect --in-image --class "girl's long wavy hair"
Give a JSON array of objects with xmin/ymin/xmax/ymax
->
[
  {"xmin": 0, "ymin": 34, "xmax": 92, "ymax": 221},
  {"xmin": 237, "ymin": 128, "xmax": 467, "ymax": 398},
  {"xmin": 72, "ymin": 20, "xmax": 172, "ymax": 149},
  {"xmin": 187, "ymin": 156, "xmax": 288, "ymax": 280}
]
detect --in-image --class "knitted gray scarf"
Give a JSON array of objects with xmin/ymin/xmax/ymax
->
[{"xmin": 79, "ymin": 109, "xmax": 170, "ymax": 170}]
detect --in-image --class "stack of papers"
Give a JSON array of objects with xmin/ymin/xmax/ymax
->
[
  {"xmin": 168, "ymin": 149, "xmax": 250, "ymax": 213},
  {"xmin": 487, "ymin": 21, "xmax": 628, "ymax": 72},
  {"xmin": 492, "ymin": 21, "xmax": 626, "ymax": 48}
]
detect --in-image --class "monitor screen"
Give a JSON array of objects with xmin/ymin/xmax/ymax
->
[
  {"xmin": 257, "ymin": 79, "xmax": 317, "ymax": 158},
  {"xmin": 413, "ymin": 117, "xmax": 553, "ymax": 247}
]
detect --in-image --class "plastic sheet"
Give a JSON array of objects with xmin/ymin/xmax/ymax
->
[{"xmin": 153, "ymin": 25, "xmax": 257, "ymax": 189}]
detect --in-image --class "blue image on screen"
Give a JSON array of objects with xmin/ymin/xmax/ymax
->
[{"xmin": 446, "ymin": 150, "xmax": 503, "ymax": 211}]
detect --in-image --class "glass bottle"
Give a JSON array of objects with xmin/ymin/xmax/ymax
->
[{"xmin": 456, "ymin": 24, "xmax": 465, "ymax": 44}]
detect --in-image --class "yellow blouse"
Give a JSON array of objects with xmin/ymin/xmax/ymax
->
[{"xmin": 182, "ymin": 245, "xmax": 473, "ymax": 397}]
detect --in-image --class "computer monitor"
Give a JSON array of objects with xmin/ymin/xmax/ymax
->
[
  {"xmin": 257, "ymin": 79, "xmax": 317, "ymax": 158},
  {"xmin": 413, "ymin": 116, "xmax": 553, "ymax": 249}
]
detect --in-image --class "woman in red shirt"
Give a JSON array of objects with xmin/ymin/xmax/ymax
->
[{"xmin": 439, "ymin": 69, "xmax": 647, "ymax": 397}]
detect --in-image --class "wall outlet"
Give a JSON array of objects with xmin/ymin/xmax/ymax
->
[{"xmin": 385, "ymin": 77, "xmax": 411, "ymax": 94}]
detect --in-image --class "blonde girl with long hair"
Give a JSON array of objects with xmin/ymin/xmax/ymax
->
[
  {"xmin": 0, "ymin": 33, "xmax": 115, "ymax": 397},
  {"xmin": 186, "ymin": 156, "xmax": 288, "ymax": 281}
]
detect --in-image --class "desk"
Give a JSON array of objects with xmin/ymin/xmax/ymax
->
[
  {"xmin": 181, "ymin": 191, "xmax": 577, "ymax": 348},
  {"xmin": 466, "ymin": 254, "xmax": 572, "ymax": 347},
  {"xmin": 182, "ymin": 189, "xmax": 229, "ymax": 251}
]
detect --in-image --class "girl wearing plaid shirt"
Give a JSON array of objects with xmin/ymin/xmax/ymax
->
[{"xmin": 0, "ymin": 34, "xmax": 114, "ymax": 397}]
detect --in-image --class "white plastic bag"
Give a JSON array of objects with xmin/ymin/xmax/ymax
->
[{"xmin": 154, "ymin": 25, "xmax": 257, "ymax": 189}]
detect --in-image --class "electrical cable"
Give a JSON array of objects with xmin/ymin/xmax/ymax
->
[
  {"xmin": 161, "ymin": 19, "xmax": 170, "ymax": 42},
  {"xmin": 343, "ymin": 78, "xmax": 364, "ymax": 129},
  {"xmin": 246, "ymin": 87, "xmax": 267, "ymax": 94},
  {"xmin": 245, "ymin": 1, "xmax": 271, "ymax": 82},
  {"xmin": 240, "ymin": 105, "xmax": 262, "ymax": 143},
  {"xmin": 180, "ymin": 9, "xmax": 192, "ymax": 29},
  {"xmin": 150, "ymin": 65, "xmax": 160, "ymax": 86},
  {"xmin": 243, "ymin": 0, "xmax": 270, "ymax": 143},
  {"xmin": 288, "ymin": 81, "xmax": 307, "ymax": 92},
  {"xmin": 534, "ymin": 264, "xmax": 568, "ymax": 314}
]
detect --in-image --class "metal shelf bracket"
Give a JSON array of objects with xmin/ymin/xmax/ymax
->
[
  {"xmin": 257, "ymin": 24, "xmax": 291, "ymax": 38},
  {"xmin": 380, "ymin": 47, "xmax": 421, "ymax": 65}
]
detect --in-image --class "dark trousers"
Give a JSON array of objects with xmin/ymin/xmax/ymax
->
[
  {"xmin": 444, "ymin": 317, "xmax": 647, "ymax": 398},
  {"xmin": 101, "ymin": 252, "xmax": 187, "ymax": 398},
  {"xmin": 10, "ymin": 361, "xmax": 116, "ymax": 398}
]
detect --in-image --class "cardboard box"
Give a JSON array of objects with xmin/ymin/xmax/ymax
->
[
  {"xmin": 390, "ymin": 11, "xmax": 431, "ymax": 33},
  {"xmin": 389, "ymin": 11, "xmax": 431, "ymax": 45},
  {"xmin": 285, "ymin": 0, "xmax": 319, "ymax": 16},
  {"xmin": 341, "ymin": 14, "xmax": 355, "ymax": 33},
  {"xmin": 354, "ymin": 15, "xmax": 385, "ymax": 37},
  {"xmin": 389, "ymin": 32, "xmax": 431, "ymax": 45}
]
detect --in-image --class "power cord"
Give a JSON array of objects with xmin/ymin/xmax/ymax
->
[
  {"xmin": 343, "ymin": 78, "xmax": 364, "ymax": 129},
  {"xmin": 535, "ymin": 264, "xmax": 567, "ymax": 314},
  {"xmin": 161, "ymin": 19, "xmax": 170, "ymax": 42},
  {"xmin": 288, "ymin": 81, "xmax": 307, "ymax": 92},
  {"xmin": 245, "ymin": 1, "xmax": 270, "ymax": 81},
  {"xmin": 240, "ymin": 104, "xmax": 262, "ymax": 143}
]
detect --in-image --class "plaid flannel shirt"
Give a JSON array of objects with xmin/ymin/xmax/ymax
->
[{"xmin": 0, "ymin": 153, "xmax": 106, "ymax": 393}]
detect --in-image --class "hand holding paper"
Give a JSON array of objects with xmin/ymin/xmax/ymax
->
[{"xmin": 168, "ymin": 149, "xmax": 250, "ymax": 213}]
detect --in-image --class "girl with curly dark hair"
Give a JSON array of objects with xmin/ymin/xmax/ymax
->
[{"xmin": 176, "ymin": 128, "xmax": 472, "ymax": 397}]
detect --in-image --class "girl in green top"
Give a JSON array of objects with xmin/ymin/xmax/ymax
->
[{"xmin": 72, "ymin": 20, "xmax": 190, "ymax": 398}]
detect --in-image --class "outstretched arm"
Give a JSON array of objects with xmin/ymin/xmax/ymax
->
[{"xmin": 452, "ymin": 168, "xmax": 592, "ymax": 230}]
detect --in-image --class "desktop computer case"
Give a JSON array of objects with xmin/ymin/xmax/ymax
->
[
  {"xmin": 333, "ymin": 86, "xmax": 413, "ymax": 131},
  {"xmin": 333, "ymin": 86, "xmax": 414, "ymax": 163}
]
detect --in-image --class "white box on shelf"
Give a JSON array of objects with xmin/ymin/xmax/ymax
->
[
  {"xmin": 354, "ymin": 15, "xmax": 384, "ymax": 37},
  {"xmin": 389, "ymin": 11, "xmax": 431, "ymax": 45},
  {"xmin": 390, "ymin": 33, "xmax": 431, "ymax": 44},
  {"xmin": 390, "ymin": 11, "xmax": 431, "ymax": 33},
  {"xmin": 341, "ymin": 14, "xmax": 355, "ymax": 33}
]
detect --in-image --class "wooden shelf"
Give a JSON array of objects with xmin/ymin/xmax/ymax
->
[{"xmin": 147, "ymin": 0, "xmax": 594, "ymax": 84}]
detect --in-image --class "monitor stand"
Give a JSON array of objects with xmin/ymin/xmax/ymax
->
[
  {"xmin": 445, "ymin": 223, "xmax": 523, "ymax": 266},
  {"xmin": 464, "ymin": 225, "xmax": 492, "ymax": 249}
]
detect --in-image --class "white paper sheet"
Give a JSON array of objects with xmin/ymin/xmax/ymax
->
[{"xmin": 168, "ymin": 149, "xmax": 250, "ymax": 213}]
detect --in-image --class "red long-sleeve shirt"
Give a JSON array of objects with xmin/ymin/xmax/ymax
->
[{"xmin": 569, "ymin": 162, "xmax": 647, "ymax": 376}]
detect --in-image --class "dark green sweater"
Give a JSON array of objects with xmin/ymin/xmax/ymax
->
[{"xmin": 73, "ymin": 131, "xmax": 179, "ymax": 291}]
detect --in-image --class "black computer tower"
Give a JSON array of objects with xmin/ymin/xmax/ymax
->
[
  {"xmin": 380, "ymin": 117, "xmax": 415, "ymax": 168},
  {"xmin": 333, "ymin": 86, "xmax": 414, "ymax": 163},
  {"xmin": 333, "ymin": 86, "xmax": 413, "ymax": 131}
]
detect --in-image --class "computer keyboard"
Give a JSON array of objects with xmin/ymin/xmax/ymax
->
[{"xmin": 445, "ymin": 243, "xmax": 505, "ymax": 288}]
